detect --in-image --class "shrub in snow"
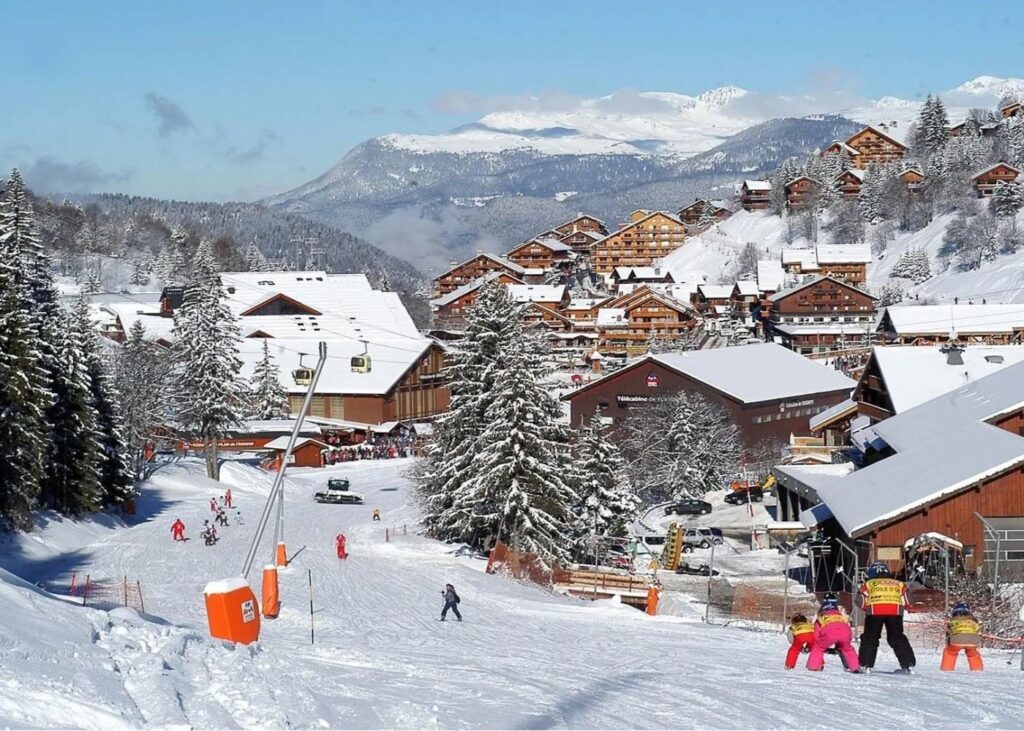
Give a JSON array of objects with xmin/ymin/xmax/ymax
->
[{"xmin": 890, "ymin": 249, "xmax": 932, "ymax": 283}]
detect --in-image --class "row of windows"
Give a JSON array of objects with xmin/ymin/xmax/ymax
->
[{"xmin": 751, "ymin": 405, "xmax": 820, "ymax": 424}]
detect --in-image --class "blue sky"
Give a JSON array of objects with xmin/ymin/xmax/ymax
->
[{"xmin": 2, "ymin": 0, "xmax": 1022, "ymax": 201}]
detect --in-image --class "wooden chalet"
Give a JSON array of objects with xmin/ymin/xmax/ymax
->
[
  {"xmin": 558, "ymin": 228, "xmax": 605, "ymax": 255},
  {"xmin": 784, "ymin": 176, "xmax": 820, "ymax": 209},
  {"xmin": 692, "ymin": 284, "xmax": 735, "ymax": 316},
  {"xmin": 430, "ymin": 271, "xmax": 523, "ymax": 326},
  {"xmin": 814, "ymin": 245, "xmax": 871, "ymax": 285},
  {"xmin": 948, "ymin": 121, "xmax": 968, "ymax": 137},
  {"xmin": 821, "ymin": 140, "xmax": 860, "ymax": 160},
  {"xmin": 595, "ymin": 286, "xmax": 697, "ymax": 357},
  {"xmin": 768, "ymin": 275, "xmax": 877, "ymax": 355},
  {"xmin": 552, "ymin": 213, "xmax": 607, "ymax": 237},
  {"xmin": 840, "ymin": 126, "xmax": 908, "ymax": 169},
  {"xmin": 1001, "ymin": 101, "xmax": 1022, "ymax": 118},
  {"xmin": 739, "ymin": 180, "xmax": 772, "ymax": 211},
  {"xmin": 590, "ymin": 210, "xmax": 686, "ymax": 274},
  {"xmin": 835, "ymin": 168, "xmax": 866, "ymax": 199},
  {"xmin": 433, "ymin": 252, "xmax": 526, "ymax": 296},
  {"xmin": 677, "ymin": 199, "xmax": 732, "ymax": 229},
  {"xmin": 877, "ymin": 304, "xmax": 1024, "ymax": 346},
  {"xmin": 972, "ymin": 163, "xmax": 1020, "ymax": 196},
  {"xmin": 504, "ymin": 237, "xmax": 575, "ymax": 271},
  {"xmin": 776, "ymin": 361, "xmax": 1024, "ymax": 579},
  {"xmin": 611, "ymin": 266, "xmax": 675, "ymax": 290},
  {"xmin": 562, "ymin": 297, "xmax": 607, "ymax": 326},
  {"xmin": 506, "ymin": 283, "xmax": 571, "ymax": 312},
  {"xmin": 520, "ymin": 301, "xmax": 576, "ymax": 331},
  {"xmin": 899, "ymin": 168, "xmax": 924, "ymax": 193}
]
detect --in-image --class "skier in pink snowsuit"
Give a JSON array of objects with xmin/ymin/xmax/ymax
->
[
  {"xmin": 807, "ymin": 597, "xmax": 860, "ymax": 672},
  {"xmin": 210, "ymin": 497, "xmax": 217, "ymax": 513},
  {"xmin": 224, "ymin": 489, "xmax": 232, "ymax": 509}
]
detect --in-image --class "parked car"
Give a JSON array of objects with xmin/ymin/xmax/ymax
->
[
  {"xmin": 675, "ymin": 563, "xmax": 720, "ymax": 577},
  {"xmin": 314, "ymin": 478, "xmax": 365, "ymax": 505},
  {"xmin": 724, "ymin": 486, "xmax": 764, "ymax": 505},
  {"xmin": 664, "ymin": 499, "xmax": 712, "ymax": 516},
  {"xmin": 682, "ymin": 527, "xmax": 725, "ymax": 551}
]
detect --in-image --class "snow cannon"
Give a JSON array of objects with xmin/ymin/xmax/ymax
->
[
  {"xmin": 276, "ymin": 541, "xmax": 288, "ymax": 567},
  {"xmin": 204, "ymin": 577, "xmax": 260, "ymax": 644},
  {"xmin": 262, "ymin": 565, "xmax": 280, "ymax": 619}
]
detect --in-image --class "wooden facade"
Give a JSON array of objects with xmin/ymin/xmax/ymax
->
[
  {"xmin": 285, "ymin": 344, "xmax": 450, "ymax": 424},
  {"xmin": 843, "ymin": 126, "xmax": 908, "ymax": 168},
  {"xmin": 836, "ymin": 169, "xmax": 865, "ymax": 199},
  {"xmin": 596, "ymin": 288, "xmax": 697, "ymax": 357},
  {"xmin": 740, "ymin": 180, "xmax": 772, "ymax": 211},
  {"xmin": 553, "ymin": 214, "xmax": 607, "ymax": 237},
  {"xmin": 1001, "ymin": 102, "xmax": 1022, "ymax": 118},
  {"xmin": 785, "ymin": 176, "xmax": 819, "ymax": 209},
  {"xmin": 432, "ymin": 272, "xmax": 523, "ymax": 325},
  {"xmin": 973, "ymin": 163, "xmax": 1020, "ymax": 196},
  {"xmin": 899, "ymin": 168, "xmax": 924, "ymax": 193},
  {"xmin": 590, "ymin": 211, "xmax": 687, "ymax": 274},
  {"xmin": 677, "ymin": 199, "xmax": 732, "ymax": 228},
  {"xmin": 558, "ymin": 228, "xmax": 604, "ymax": 254},
  {"xmin": 505, "ymin": 238, "xmax": 573, "ymax": 271},
  {"xmin": 769, "ymin": 276, "xmax": 877, "ymax": 354},
  {"xmin": 434, "ymin": 253, "xmax": 524, "ymax": 296},
  {"xmin": 521, "ymin": 302, "xmax": 575, "ymax": 330}
]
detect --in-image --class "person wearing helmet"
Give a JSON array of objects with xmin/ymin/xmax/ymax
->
[
  {"xmin": 856, "ymin": 561, "xmax": 916, "ymax": 673},
  {"xmin": 941, "ymin": 601, "xmax": 983, "ymax": 672},
  {"xmin": 785, "ymin": 613, "xmax": 815, "ymax": 670},
  {"xmin": 807, "ymin": 596, "xmax": 860, "ymax": 672}
]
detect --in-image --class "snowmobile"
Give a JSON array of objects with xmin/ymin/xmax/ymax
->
[{"xmin": 314, "ymin": 478, "xmax": 365, "ymax": 505}]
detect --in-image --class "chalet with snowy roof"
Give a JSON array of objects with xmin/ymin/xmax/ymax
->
[
  {"xmin": 595, "ymin": 286, "xmax": 697, "ymax": 357},
  {"xmin": 1001, "ymin": 101, "xmax": 1022, "ymax": 118},
  {"xmin": 563, "ymin": 343, "xmax": 855, "ymax": 448},
  {"xmin": 784, "ymin": 176, "xmax": 820, "ymax": 209},
  {"xmin": 506, "ymin": 283, "xmax": 570, "ymax": 311},
  {"xmin": 433, "ymin": 252, "xmax": 526, "ymax": 296},
  {"xmin": 835, "ymin": 168, "xmax": 866, "ymax": 199},
  {"xmin": 504, "ymin": 237, "xmax": 575, "ymax": 272},
  {"xmin": 739, "ymin": 180, "xmax": 772, "ymax": 211},
  {"xmin": 776, "ymin": 360, "xmax": 1024, "ymax": 578},
  {"xmin": 611, "ymin": 266, "xmax": 675, "ymax": 291},
  {"xmin": 553, "ymin": 213, "xmax": 607, "ymax": 237},
  {"xmin": 972, "ymin": 163, "xmax": 1020, "ymax": 196},
  {"xmin": 898, "ymin": 168, "xmax": 924, "ymax": 193},
  {"xmin": 677, "ymin": 199, "xmax": 732, "ymax": 229},
  {"xmin": 877, "ymin": 304, "xmax": 1024, "ymax": 345},
  {"xmin": 781, "ymin": 248, "xmax": 819, "ymax": 275},
  {"xmin": 756, "ymin": 260, "xmax": 786, "ymax": 297},
  {"xmin": 731, "ymin": 280, "xmax": 761, "ymax": 319},
  {"xmin": 840, "ymin": 126, "xmax": 908, "ymax": 169},
  {"xmin": 558, "ymin": 228, "xmax": 605, "ymax": 255},
  {"xmin": 821, "ymin": 140, "xmax": 861, "ymax": 159},
  {"xmin": 562, "ymin": 297, "xmax": 608, "ymax": 327},
  {"xmin": 780, "ymin": 245, "xmax": 871, "ymax": 284},
  {"xmin": 590, "ymin": 210, "xmax": 687, "ymax": 275},
  {"xmin": 692, "ymin": 284, "xmax": 735, "ymax": 316},
  {"xmin": 430, "ymin": 271, "xmax": 524, "ymax": 326},
  {"xmin": 767, "ymin": 275, "xmax": 877, "ymax": 355},
  {"xmin": 520, "ymin": 302, "xmax": 576, "ymax": 331}
]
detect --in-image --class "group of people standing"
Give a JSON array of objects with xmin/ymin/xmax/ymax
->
[
  {"xmin": 320, "ymin": 436, "xmax": 419, "ymax": 465},
  {"xmin": 786, "ymin": 562, "xmax": 984, "ymax": 674},
  {"xmin": 170, "ymin": 490, "xmax": 241, "ymax": 546}
]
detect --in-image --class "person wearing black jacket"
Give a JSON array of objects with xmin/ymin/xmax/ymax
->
[{"xmin": 441, "ymin": 583, "xmax": 462, "ymax": 621}]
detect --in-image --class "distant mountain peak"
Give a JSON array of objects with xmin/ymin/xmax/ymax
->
[{"xmin": 696, "ymin": 85, "xmax": 748, "ymax": 108}]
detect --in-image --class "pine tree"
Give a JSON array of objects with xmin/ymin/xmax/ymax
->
[
  {"xmin": 114, "ymin": 319, "xmax": 171, "ymax": 477},
  {"xmin": 247, "ymin": 339, "xmax": 289, "ymax": 420},
  {"xmin": 663, "ymin": 391, "xmax": 742, "ymax": 499},
  {"xmin": 568, "ymin": 414, "xmax": 639, "ymax": 557},
  {"xmin": 172, "ymin": 245, "xmax": 246, "ymax": 479},
  {"xmin": 696, "ymin": 200, "xmax": 718, "ymax": 230},
  {"xmin": 876, "ymin": 282, "xmax": 906, "ymax": 307},
  {"xmin": 244, "ymin": 242, "xmax": 270, "ymax": 272},
  {"xmin": 129, "ymin": 258, "xmax": 150, "ymax": 286},
  {"xmin": 153, "ymin": 230, "xmax": 187, "ymax": 284},
  {"xmin": 991, "ymin": 181, "xmax": 1022, "ymax": 217},
  {"xmin": 859, "ymin": 165, "xmax": 896, "ymax": 223},
  {"xmin": 83, "ymin": 266, "xmax": 102, "ymax": 294},
  {"xmin": 890, "ymin": 249, "xmax": 932, "ymax": 283},
  {"xmin": 914, "ymin": 94, "xmax": 950, "ymax": 159}
]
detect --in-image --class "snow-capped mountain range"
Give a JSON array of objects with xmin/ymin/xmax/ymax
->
[{"xmin": 267, "ymin": 76, "xmax": 1024, "ymax": 270}]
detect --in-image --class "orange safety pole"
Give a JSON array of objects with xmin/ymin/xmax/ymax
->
[
  {"xmin": 137, "ymin": 580, "xmax": 145, "ymax": 614},
  {"xmin": 646, "ymin": 586, "xmax": 660, "ymax": 616},
  {"xmin": 275, "ymin": 541, "xmax": 288, "ymax": 567},
  {"xmin": 69, "ymin": 570, "xmax": 77, "ymax": 596},
  {"xmin": 262, "ymin": 565, "xmax": 280, "ymax": 619},
  {"xmin": 124, "ymin": 576, "xmax": 128, "ymax": 607}
]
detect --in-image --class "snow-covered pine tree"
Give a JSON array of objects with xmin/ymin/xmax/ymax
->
[
  {"xmin": 172, "ymin": 245, "xmax": 246, "ymax": 479},
  {"xmin": 244, "ymin": 242, "xmax": 270, "ymax": 272},
  {"xmin": 129, "ymin": 258, "xmax": 150, "ymax": 286},
  {"xmin": 663, "ymin": 390, "xmax": 742, "ymax": 499},
  {"xmin": 567, "ymin": 413, "xmax": 639, "ymax": 557},
  {"xmin": 1005, "ymin": 116, "xmax": 1024, "ymax": 167},
  {"xmin": 876, "ymin": 282, "xmax": 906, "ymax": 307},
  {"xmin": 458, "ymin": 321, "xmax": 574, "ymax": 566},
  {"xmin": 770, "ymin": 158, "xmax": 803, "ymax": 216},
  {"xmin": 619, "ymin": 396, "xmax": 679, "ymax": 503},
  {"xmin": 114, "ymin": 320, "xmax": 171, "ymax": 477},
  {"xmin": 414, "ymin": 283, "xmax": 518, "ymax": 542},
  {"xmin": 248, "ymin": 339, "xmax": 289, "ymax": 420},
  {"xmin": 914, "ymin": 94, "xmax": 950, "ymax": 159},
  {"xmin": 41, "ymin": 298, "xmax": 104, "ymax": 515},
  {"xmin": 72, "ymin": 296, "xmax": 134, "ymax": 507},
  {"xmin": 889, "ymin": 249, "xmax": 932, "ymax": 283},
  {"xmin": 991, "ymin": 181, "xmax": 1022, "ymax": 217},
  {"xmin": 858, "ymin": 165, "xmax": 896, "ymax": 223},
  {"xmin": 696, "ymin": 200, "xmax": 718, "ymax": 230},
  {"xmin": 153, "ymin": 229, "xmax": 187, "ymax": 284},
  {"xmin": 83, "ymin": 266, "xmax": 102, "ymax": 294}
]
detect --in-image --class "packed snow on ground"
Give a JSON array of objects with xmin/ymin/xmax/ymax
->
[{"xmin": 2, "ymin": 458, "xmax": 1023, "ymax": 729}]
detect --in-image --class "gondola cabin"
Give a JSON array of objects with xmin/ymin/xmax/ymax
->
[{"xmin": 351, "ymin": 355, "xmax": 372, "ymax": 373}]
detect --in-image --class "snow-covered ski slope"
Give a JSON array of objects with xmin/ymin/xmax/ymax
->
[
  {"xmin": 2, "ymin": 459, "xmax": 1023, "ymax": 729},
  {"xmin": 660, "ymin": 209, "xmax": 1024, "ymax": 304}
]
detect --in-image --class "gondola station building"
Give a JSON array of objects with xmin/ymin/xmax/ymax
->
[{"xmin": 562, "ymin": 343, "xmax": 855, "ymax": 447}]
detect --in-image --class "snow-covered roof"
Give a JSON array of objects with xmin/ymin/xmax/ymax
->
[
  {"xmin": 769, "ymin": 275, "xmax": 876, "ymax": 303},
  {"xmin": 698, "ymin": 284, "xmax": 734, "ymax": 299},
  {"xmin": 240, "ymin": 419, "xmax": 321, "ymax": 435},
  {"xmin": 743, "ymin": 180, "xmax": 772, "ymax": 191},
  {"xmin": 815, "ymin": 244, "xmax": 872, "ymax": 265},
  {"xmin": 512, "ymin": 237, "xmax": 573, "ymax": 255},
  {"xmin": 881, "ymin": 304, "xmax": 1024, "ymax": 336},
  {"xmin": 651, "ymin": 343, "xmax": 855, "ymax": 405},
  {"xmin": 971, "ymin": 162, "xmax": 1021, "ymax": 180},
  {"xmin": 99, "ymin": 303, "xmax": 176, "ymax": 341},
  {"xmin": 437, "ymin": 252, "xmax": 526, "ymax": 278},
  {"xmin": 236, "ymin": 337, "xmax": 434, "ymax": 396},
  {"xmin": 506, "ymin": 284, "xmax": 567, "ymax": 303},
  {"xmin": 809, "ymin": 398, "xmax": 857, "ymax": 431},
  {"xmin": 756, "ymin": 260, "xmax": 785, "ymax": 293},
  {"xmin": 614, "ymin": 266, "xmax": 668, "ymax": 280},
  {"xmin": 825, "ymin": 141, "xmax": 861, "ymax": 156},
  {"xmin": 566, "ymin": 298, "xmax": 604, "ymax": 310},
  {"xmin": 836, "ymin": 168, "xmax": 867, "ymax": 182},
  {"xmin": 847, "ymin": 125, "xmax": 909, "ymax": 151},
  {"xmin": 431, "ymin": 272, "xmax": 508, "ymax": 307},
  {"xmin": 734, "ymin": 280, "xmax": 759, "ymax": 297},
  {"xmin": 596, "ymin": 308, "xmax": 627, "ymax": 327},
  {"xmin": 263, "ymin": 435, "xmax": 328, "ymax": 451},
  {"xmin": 870, "ymin": 345, "xmax": 1024, "ymax": 414},
  {"xmin": 781, "ymin": 248, "xmax": 818, "ymax": 268}
]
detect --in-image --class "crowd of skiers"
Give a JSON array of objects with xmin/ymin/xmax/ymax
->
[
  {"xmin": 320, "ymin": 437, "xmax": 418, "ymax": 464},
  {"xmin": 170, "ymin": 490, "xmax": 242, "ymax": 546},
  {"xmin": 785, "ymin": 561, "xmax": 984, "ymax": 674}
]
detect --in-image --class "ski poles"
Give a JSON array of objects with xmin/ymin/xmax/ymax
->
[{"xmin": 308, "ymin": 568, "xmax": 315, "ymax": 645}]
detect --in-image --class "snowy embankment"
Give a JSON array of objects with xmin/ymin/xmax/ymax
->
[
  {"xmin": 660, "ymin": 208, "xmax": 1024, "ymax": 304},
  {"xmin": 2, "ymin": 459, "xmax": 1024, "ymax": 729}
]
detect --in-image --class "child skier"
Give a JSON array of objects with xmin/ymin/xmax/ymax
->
[
  {"xmin": 807, "ymin": 596, "xmax": 860, "ymax": 672},
  {"xmin": 202, "ymin": 521, "xmax": 218, "ymax": 546},
  {"xmin": 171, "ymin": 518, "xmax": 186, "ymax": 542},
  {"xmin": 785, "ymin": 613, "xmax": 815, "ymax": 669},
  {"xmin": 372, "ymin": 508, "xmax": 381, "ymax": 522},
  {"xmin": 941, "ymin": 602, "xmax": 984, "ymax": 672},
  {"xmin": 224, "ymin": 489, "xmax": 232, "ymax": 509},
  {"xmin": 209, "ymin": 497, "xmax": 217, "ymax": 513},
  {"xmin": 215, "ymin": 507, "xmax": 229, "ymax": 527},
  {"xmin": 441, "ymin": 583, "xmax": 462, "ymax": 621}
]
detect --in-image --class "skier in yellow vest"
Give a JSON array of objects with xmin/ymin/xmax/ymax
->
[
  {"xmin": 785, "ymin": 613, "xmax": 815, "ymax": 669},
  {"xmin": 941, "ymin": 602, "xmax": 984, "ymax": 671},
  {"xmin": 856, "ymin": 561, "xmax": 917, "ymax": 673}
]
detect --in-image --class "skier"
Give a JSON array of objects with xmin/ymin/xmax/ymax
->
[
  {"xmin": 209, "ymin": 497, "xmax": 217, "ymax": 513},
  {"xmin": 785, "ymin": 613, "xmax": 815, "ymax": 670},
  {"xmin": 235, "ymin": 510, "xmax": 245, "ymax": 525},
  {"xmin": 807, "ymin": 596, "xmax": 860, "ymax": 672},
  {"xmin": 224, "ymin": 489, "xmax": 233, "ymax": 509},
  {"xmin": 857, "ymin": 561, "xmax": 917, "ymax": 673},
  {"xmin": 372, "ymin": 508, "xmax": 381, "ymax": 522},
  {"xmin": 441, "ymin": 583, "xmax": 462, "ymax": 622},
  {"xmin": 335, "ymin": 533, "xmax": 348, "ymax": 559},
  {"xmin": 202, "ymin": 520, "xmax": 218, "ymax": 546},
  {"xmin": 171, "ymin": 518, "xmax": 186, "ymax": 542},
  {"xmin": 941, "ymin": 602, "xmax": 984, "ymax": 672},
  {"xmin": 215, "ymin": 507, "xmax": 229, "ymax": 527}
]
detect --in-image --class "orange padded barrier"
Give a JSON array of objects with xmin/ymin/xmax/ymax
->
[
  {"xmin": 262, "ymin": 566, "xmax": 280, "ymax": 619},
  {"xmin": 204, "ymin": 578, "xmax": 260, "ymax": 644},
  {"xmin": 646, "ymin": 586, "xmax": 660, "ymax": 616},
  {"xmin": 275, "ymin": 542, "xmax": 288, "ymax": 567}
]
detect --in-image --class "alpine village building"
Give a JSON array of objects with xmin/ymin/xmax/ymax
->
[
  {"xmin": 766, "ymin": 275, "xmax": 878, "ymax": 355},
  {"xmin": 590, "ymin": 210, "xmax": 687, "ymax": 274},
  {"xmin": 433, "ymin": 252, "xmax": 527, "ymax": 296}
]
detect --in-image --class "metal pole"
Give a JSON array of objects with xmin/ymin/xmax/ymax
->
[
  {"xmin": 944, "ymin": 548, "xmax": 950, "ymax": 614},
  {"xmin": 242, "ymin": 342, "xmax": 328, "ymax": 578},
  {"xmin": 308, "ymin": 568, "xmax": 315, "ymax": 645},
  {"xmin": 975, "ymin": 513, "xmax": 1000, "ymax": 612},
  {"xmin": 782, "ymin": 544, "xmax": 791, "ymax": 631},
  {"xmin": 704, "ymin": 541, "xmax": 717, "ymax": 624}
]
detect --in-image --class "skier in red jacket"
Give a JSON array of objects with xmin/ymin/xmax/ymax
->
[
  {"xmin": 171, "ymin": 518, "xmax": 186, "ymax": 542},
  {"xmin": 336, "ymin": 533, "xmax": 348, "ymax": 559},
  {"xmin": 224, "ymin": 489, "xmax": 233, "ymax": 509}
]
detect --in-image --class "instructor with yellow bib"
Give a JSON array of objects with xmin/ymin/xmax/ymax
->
[{"xmin": 856, "ymin": 561, "xmax": 917, "ymax": 673}]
